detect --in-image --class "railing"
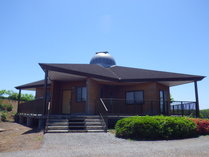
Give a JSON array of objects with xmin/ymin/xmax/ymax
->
[
  {"xmin": 96, "ymin": 98, "xmax": 197, "ymax": 116},
  {"xmin": 96, "ymin": 98, "xmax": 108, "ymax": 132},
  {"xmin": 44, "ymin": 102, "xmax": 51, "ymax": 133},
  {"xmin": 170, "ymin": 101, "xmax": 196, "ymax": 116},
  {"xmin": 97, "ymin": 98, "xmax": 160, "ymax": 116},
  {"xmin": 18, "ymin": 98, "xmax": 44, "ymax": 114}
]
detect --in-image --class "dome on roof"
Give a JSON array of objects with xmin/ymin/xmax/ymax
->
[{"xmin": 90, "ymin": 51, "xmax": 116, "ymax": 68}]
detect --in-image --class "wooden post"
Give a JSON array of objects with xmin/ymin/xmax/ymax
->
[
  {"xmin": 43, "ymin": 70, "xmax": 48, "ymax": 115},
  {"xmin": 17, "ymin": 89, "xmax": 21, "ymax": 113},
  {"xmin": 194, "ymin": 81, "xmax": 200, "ymax": 117},
  {"xmin": 181, "ymin": 101, "xmax": 184, "ymax": 116}
]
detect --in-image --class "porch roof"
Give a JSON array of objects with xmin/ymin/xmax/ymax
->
[
  {"xmin": 38, "ymin": 63, "xmax": 205, "ymax": 86},
  {"xmin": 15, "ymin": 79, "xmax": 51, "ymax": 90}
]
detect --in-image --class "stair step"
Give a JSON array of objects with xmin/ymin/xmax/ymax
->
[
  {"xmin": 68, "ymin": 122, "xmax": 102, "ymax": 125},
  {"xmin": 45, "ymin": 115, "xmax": 105, "ymax": 133},
  {"xmin": 47, "ymin": 130, "xmax": 69, "ymax": 133},
  {"xmin": 47, "ymin": 126, "xmax": 69, "ymax": 130}
]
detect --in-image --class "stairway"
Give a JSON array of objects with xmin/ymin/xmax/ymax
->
[{"xmin": 45, "ymin": 115, "xmax": 106, "ymax": 133}]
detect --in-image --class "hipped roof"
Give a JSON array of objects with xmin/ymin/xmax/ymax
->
[
  {"xmin": 39, "ymin": 64, "xmax": 204, "ymax": 82},
  {"xmin": 16, "ymin": 64, "xmax": 205, "ymax": 90}
]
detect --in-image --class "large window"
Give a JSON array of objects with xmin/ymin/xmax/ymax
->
[
  {"xmin": 160, "ymin": 90, "xmax": 167, "ymax": 114},
  {"xmin": 76, "ymin": 87, "xmax": 87, "ymax": 102},
  {"xmin": 126, "ymin": 91, "xmax": 144, "ymax": 105}
]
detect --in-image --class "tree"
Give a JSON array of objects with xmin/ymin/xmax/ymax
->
[{"xmin": 0, "ymin": 89, "xmax": 35, "ymax": 101}]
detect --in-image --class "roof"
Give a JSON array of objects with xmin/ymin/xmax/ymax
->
[
  {"xmin": 39, "ymin": 63, "xmax": 205, "ymax": 82},
  {"xmin": 16, "ymin": 64, "xmax": 205, "ymax": 90},
  {"xmin": 15, "ymin": 80, "xmax": 51, "ymax": 90}
]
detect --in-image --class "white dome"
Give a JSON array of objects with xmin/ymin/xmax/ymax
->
[{"xmin": 90, "ymin": 52, "xmax": 116, "ymax": 68}]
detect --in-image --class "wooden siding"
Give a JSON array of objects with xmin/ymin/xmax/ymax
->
[{"xmin": 50, "ymin": 80, "xmax": 86, "ymax": 114}]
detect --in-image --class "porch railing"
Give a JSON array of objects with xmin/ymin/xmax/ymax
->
[
  {"xmin": 170, "ymin": 101, "xmax": 196, "ymax": 116},
  {"xmin": 18, "ymin": 98, "xmax": 44, "ymax": 114},
  {"xmin": 96, "ymin": 98, "xmax": 196, "ymax": 116},
  {"xmin": 96, "ymin": 98, "xmax": 108, "ymax": 132}
]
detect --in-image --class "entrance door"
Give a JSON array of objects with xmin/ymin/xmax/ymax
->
[{"xmin": 62, "ymin": 90, "xmax": 71, "ymax": 114}]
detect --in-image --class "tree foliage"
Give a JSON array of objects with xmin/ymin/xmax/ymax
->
[{"xmin": 0, "ymin": 90, "xmax": 35, "ymax": 101}]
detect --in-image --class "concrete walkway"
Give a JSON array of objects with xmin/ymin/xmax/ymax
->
[{"xmin": 1, "ymin": 133, "xmax": 209, "ymax": 157}]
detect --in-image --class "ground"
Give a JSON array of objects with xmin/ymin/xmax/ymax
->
[
  {"xmin": 1, "ymin": 130, "xmax": 209, "ymax": 157},
  {"xmin": 0, "ymin": 122, "xmax": 43, "ymax": 152}
]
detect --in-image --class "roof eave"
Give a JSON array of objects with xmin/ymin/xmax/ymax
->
[{"xmin": 118, "ymin": 76, "xmax": 205, "ymax": 83}]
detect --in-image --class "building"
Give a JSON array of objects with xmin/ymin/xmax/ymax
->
[{"xmin": 16, "ymin": 52, "xmax": 205, "ymax": 132}]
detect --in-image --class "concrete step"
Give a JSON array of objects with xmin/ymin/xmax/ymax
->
[
  {"xmin": 68, "ymin": 125, "xmax": 103, "ymax": 129},
  {"xmin": 47, "ymin": 126, "xmax": 69, "ymax": 130},
  {"xmin": 47, "ymin": 130, "xmax": 69, "ymax": 133},
  {"xmin": 47, "ymin": 123, "xmax": 68, "ymax": 126},
  {"xmin": 48, "ymin": 119, "xmax": 68, "ymax": 122},
  {"xmin": 68, "ymin": 130, "xmax": 105, "ymax": 133},
  {"xmin": 68, "ymin": 122, "xmax": 102, "ymax": 125},
  {"xmin": 45, "ymin": 115, "xmax": 105, "ymax": 133}
]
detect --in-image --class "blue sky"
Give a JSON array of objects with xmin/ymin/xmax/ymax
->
[{"xmin": 0, "ymin": 0, "xmax": 208, "ymax": 109}]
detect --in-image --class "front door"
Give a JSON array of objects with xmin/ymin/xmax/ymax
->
[{"xmin": 62, "ymin": 90, "xmax": 71, "ymax": 114}]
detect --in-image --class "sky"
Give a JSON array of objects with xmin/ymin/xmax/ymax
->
[{"xmin": 0, "ymin": 0, "xmax": 208, "ymax": 109}]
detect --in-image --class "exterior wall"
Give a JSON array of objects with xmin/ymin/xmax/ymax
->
[
  {"xmin": 51, "ymin": 80, "xmax": 86, "ymax": 114},
  {"xmin": 112, "ymin": 82, "xmax": 158, "ymax": 115},
  {"xmin": 35, "ymin": 87, "xmax": 50, "ymax": 99},
  {"xmin": 87, "ymin": 79, "xmax": 102, "ymax": 114},
  {"xmin": 49, "ymin": 79, "xmax": 170, "ymax": 115},
  {"xmin": 99, "ymin": 82, "xmax": 170, "ymax": 115}
]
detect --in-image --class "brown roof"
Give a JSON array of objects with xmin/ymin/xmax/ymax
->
[
  {"xmin": 39, "ymin": 63, "xmax": 205, "ymax": 82},
  {"xmin": 16, "ymin": 64, "xmax": 205, "ymax": 89},
  {"xmin": 15, "ymin": 80, "xmax": 51, "ymax": 89}
]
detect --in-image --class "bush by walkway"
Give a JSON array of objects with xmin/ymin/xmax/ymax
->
[{"xmin": 115, "ymin": 116, "xmax": 197, "ymax": 140}]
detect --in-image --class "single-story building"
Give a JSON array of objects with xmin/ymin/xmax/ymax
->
[{"xmin": 15, "ymin": 52, "xmax": 205, "ymax": 132}]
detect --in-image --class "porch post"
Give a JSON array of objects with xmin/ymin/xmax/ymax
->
[
  {"xmin": 43, "ymin": 70, "xmax": 48, "ymax": 115},
  {"xmin": 194, "ymin": 81, "xmax": 200, "ymax": 117},
  {"xmin": 17, "ymin": 89, "xmax": 21, "ymax": 113}
]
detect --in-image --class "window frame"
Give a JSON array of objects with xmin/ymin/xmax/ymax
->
[
  {"xmin": 76, "ymin": 86, "xmax": 87, "ymax": 102},
  {"xmin": 125, "ymin": 90, "xmax": 144, "ymax": 105}
]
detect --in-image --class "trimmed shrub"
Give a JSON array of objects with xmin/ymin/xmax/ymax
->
[
  {"xmin": 189, "ymin": 118, "xmax": 209, "ymax": 135},
  {"xmin": 1, "ymin": 112, "xmax": 7, "ymax": 121},
  {"xmin": 0, "ymin": 104, "xmax": 13, "ymax": 112},
  {"xmin": 115, "ymin": 116, "xmax": 197, "ymax": 140}
]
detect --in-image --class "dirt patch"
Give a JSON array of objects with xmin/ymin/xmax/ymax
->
[{"xmin": 0, "ymin": 122, "xmax": 43, "ymax": 152}]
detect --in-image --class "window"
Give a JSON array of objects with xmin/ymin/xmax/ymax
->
[
  {"xmin": 76, "ymin": 87, "xmax": 87, "ymax": 102},
  {"xmin": 126, "ymin": 91, "xmax": 144, "ymax": 104},
  {"xmin": 160, "ymin": 90, "xmax": 167, "ymax": 114}
]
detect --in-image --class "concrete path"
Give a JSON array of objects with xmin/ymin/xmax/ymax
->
[{"xmin": 1, "ymin": 133, "xmax": 209, "ymax": 157}]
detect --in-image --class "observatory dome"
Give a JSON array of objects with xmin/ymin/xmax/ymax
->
[{"xmin": 90, "ymin": 51, "xmax": 116, "ymax": 68}]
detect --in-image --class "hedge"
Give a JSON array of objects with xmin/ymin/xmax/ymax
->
[{"xmin": 115, "ymin": 116, "xmax": 197, "ymax": 140}]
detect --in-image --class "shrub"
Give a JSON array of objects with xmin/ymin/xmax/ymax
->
[
  {"xmin": 0, "ymin": 104, "xmax": 13, "ymax": 111},
  {"xmin": 189, "ymin": 118, "xmax": 209, "ymax": 135},
  {"xmin": 115, "ymin": 116, "xmax": 197, "ymax": 140},
  {"xmin": 6, "ymin": 104, "xmax": 13, "ymax": 111},
  {"xmin": 1, "ymin": 112, "xmax": 7, "ymax": 121}
]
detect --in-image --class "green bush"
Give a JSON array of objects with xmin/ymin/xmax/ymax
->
[
  {"xmin": 115, "ymin": 116, "xmax": 197, "ymax": 140},
  {"xmin": 1, "ymin": 112, "xmax": 7, "ymax": 121},
  {"xmin": 0, "ymin": 104, "xmax": 13, "ymax": 111}
]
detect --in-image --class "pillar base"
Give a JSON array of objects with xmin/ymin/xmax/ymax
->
[
  {"xmin": 26, "ymin": 117, "xmax": 33, "ymax": 127},
  {"xmin": 38, "ymin": 119, "xmax": 45, "ymax": 129}
]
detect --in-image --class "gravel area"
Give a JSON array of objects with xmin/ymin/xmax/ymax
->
[{"xmin": 1, "ymin": 133, "xmax": 209, "ymax": 157}]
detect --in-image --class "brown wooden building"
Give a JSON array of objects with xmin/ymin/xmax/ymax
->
[{"xmin": 15, "ymin": 52, "xmax": 205, "ymax": 131}]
